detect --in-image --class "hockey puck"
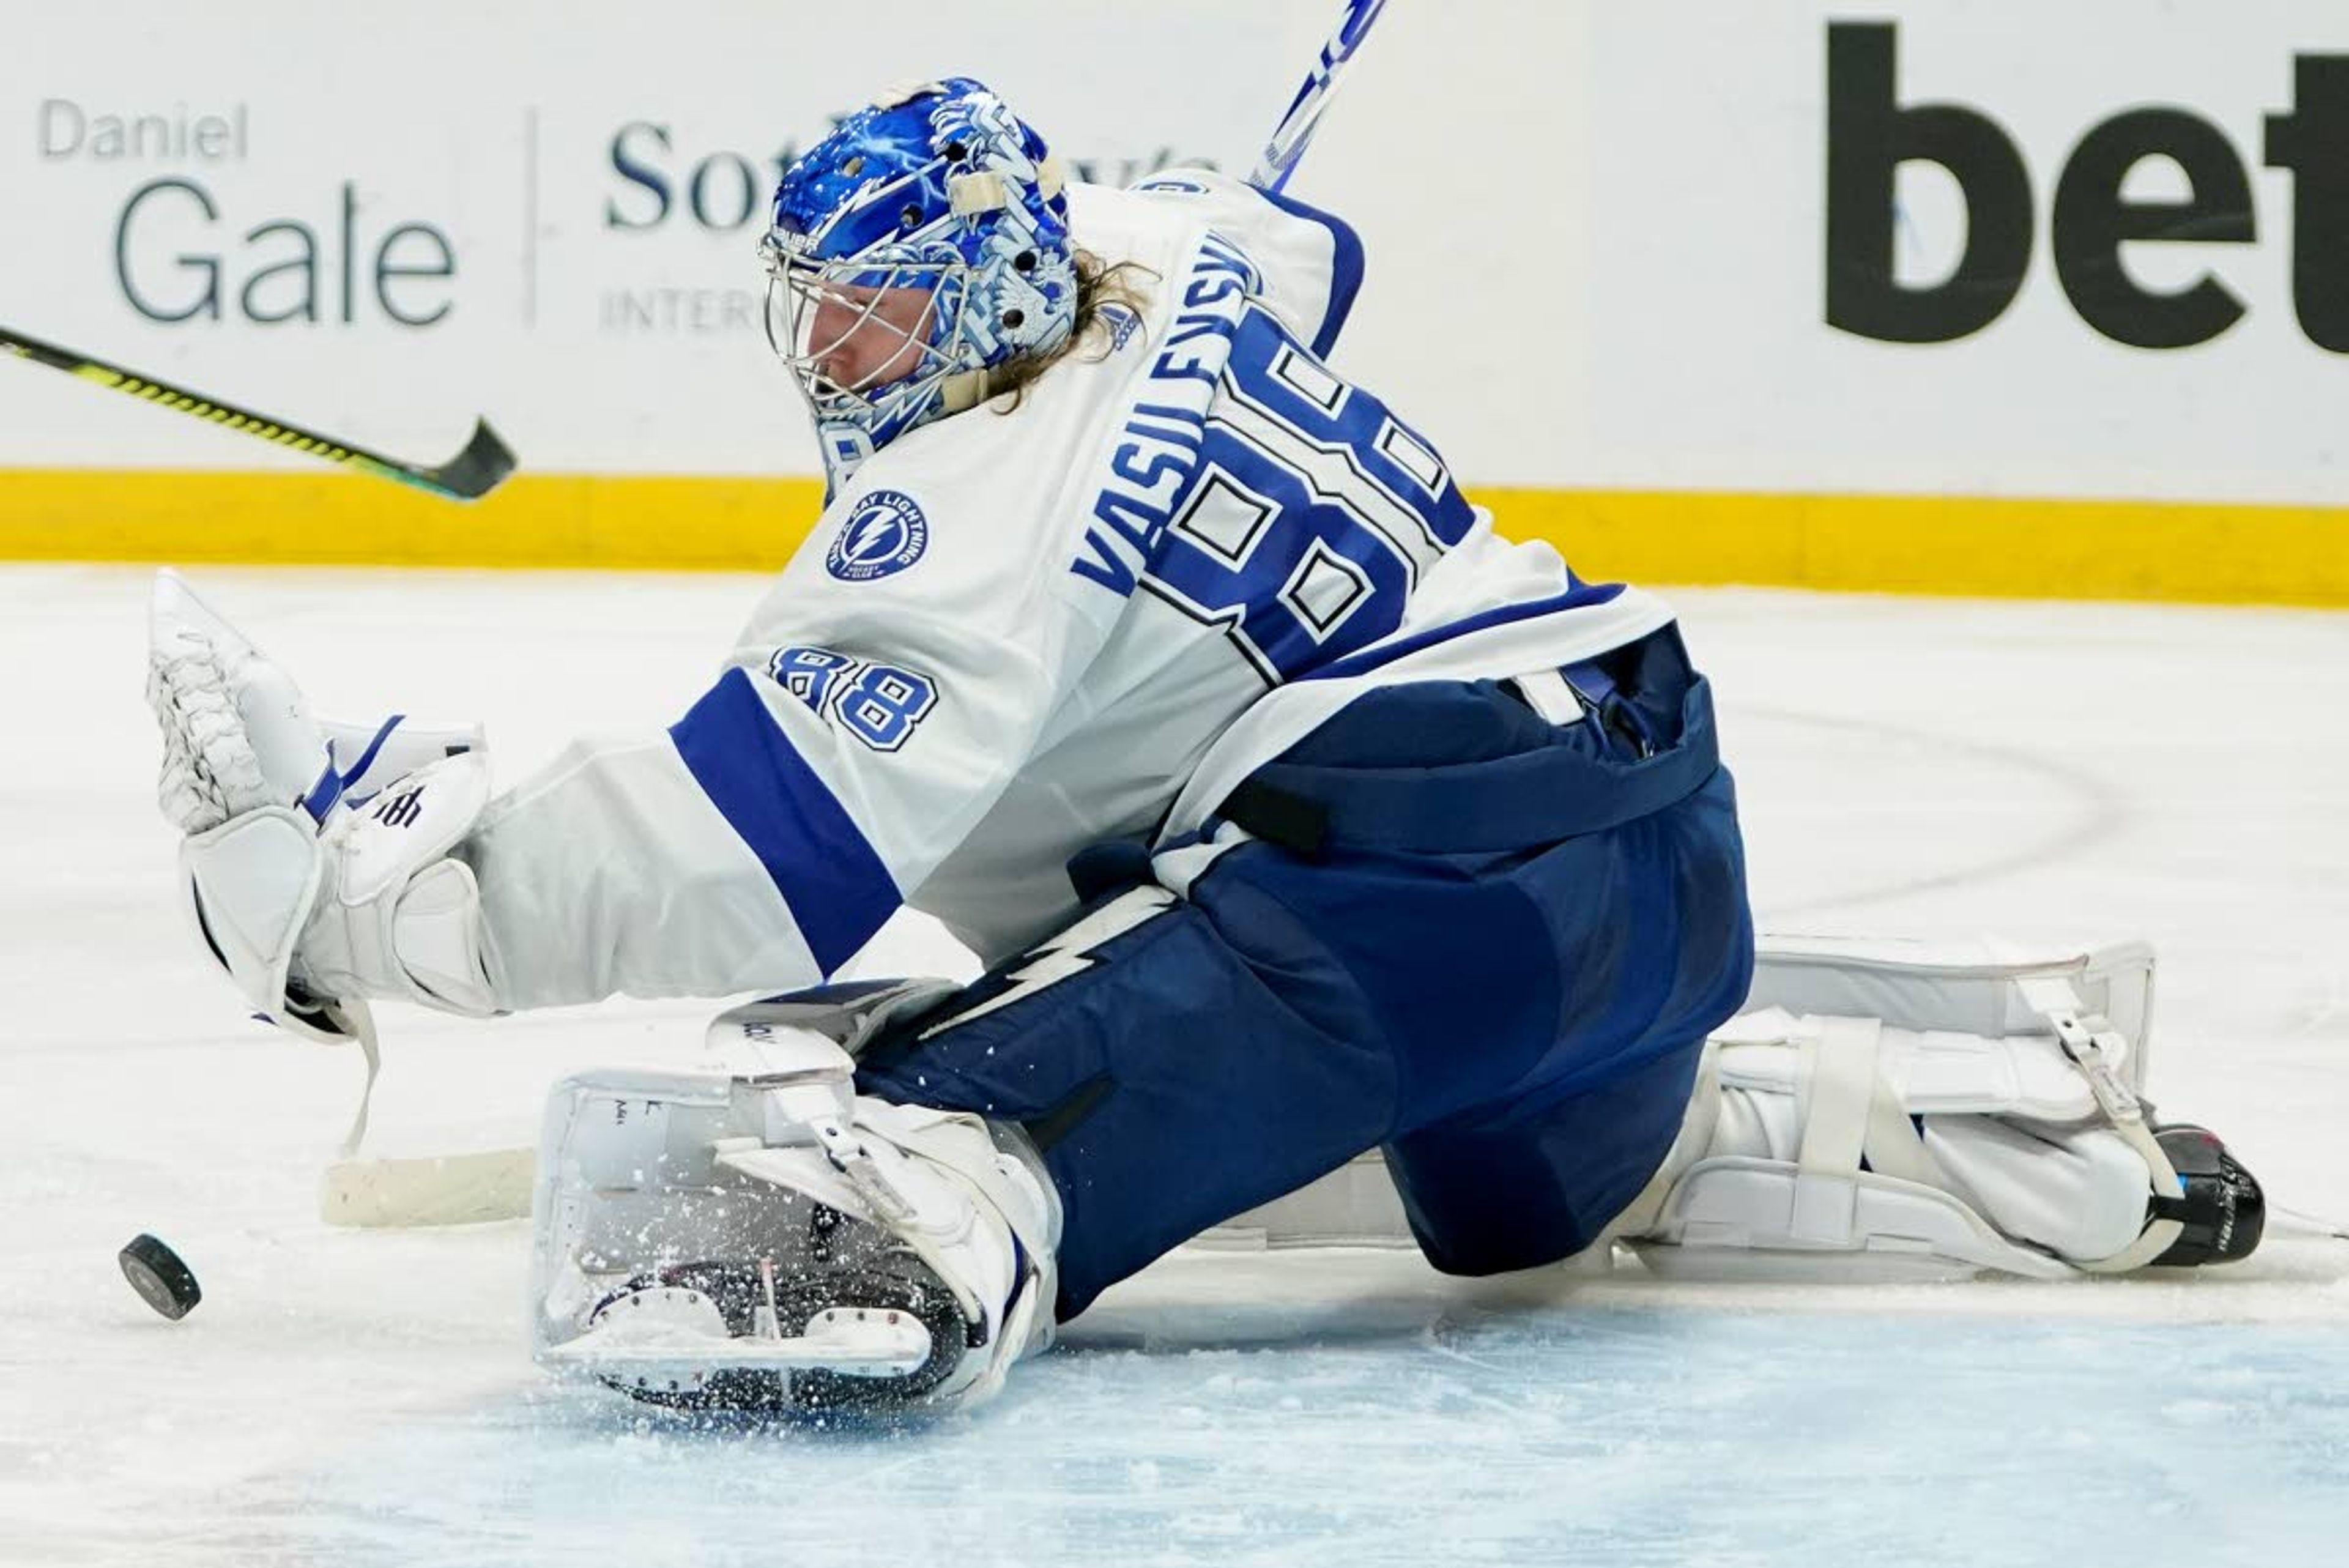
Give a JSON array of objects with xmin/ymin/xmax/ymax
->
[{"xmin": 119, "ymin": 1233, "xmax": 202, "ymax": 1320}]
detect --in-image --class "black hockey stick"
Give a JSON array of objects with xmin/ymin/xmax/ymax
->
[{"xmin": 1, "ymin": 324, "xmax": 515, "ymax": 502}]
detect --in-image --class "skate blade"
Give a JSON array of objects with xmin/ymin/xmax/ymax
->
[{"xmin": 543, "ymin": 1285, "xmax": 934, "ymax": 1383}]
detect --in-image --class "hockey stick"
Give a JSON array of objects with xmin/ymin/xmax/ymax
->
[
  {"xmin": 1249, "ymin": 0, "xmax": 1392, "ymax": 193},
  {"xmin": 321, "ymin": 1147, "xmax": 538, "ymax": 1228},
  {"xmin": 1, "ymin": 324, "xmax": 515, "ymax": 502}
]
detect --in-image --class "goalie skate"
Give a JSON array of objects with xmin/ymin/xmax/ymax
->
[
  {"xmin": 550, "ymin": 1217, "xmax": 978, "ymax": 1413},
  {"xmin": 531, "ymin": 994, "xmax": 1059, "ymax": 1415}
]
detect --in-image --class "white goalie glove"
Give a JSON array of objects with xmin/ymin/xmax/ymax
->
[
  {"xmin": 147, "ymin": 569, "xmax": 497, "ymax": 1044},
  {"xmin": 530, "ymin": 989, "xmax": 1059, "ymax": 1414}
]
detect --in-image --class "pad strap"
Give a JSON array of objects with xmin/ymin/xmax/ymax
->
[
  {"xmin": 948, "ymin": 155, "xmax": 1068, "ymax": 214},
  {"xmin": 938, "ymin": 366, "xmax": 998, "ymax": 414},
  {"xmin": 2021, "ymin": 981, "xmax": 2186, "ymax": 1273},
  {"xmin": 1791, "ymin": 1016, "xmax": 1943, "ymax": 1243}
]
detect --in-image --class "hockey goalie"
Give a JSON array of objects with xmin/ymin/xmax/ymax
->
[{"xmin": 146, "ymin": 77, "xmax": 2260, "ymax": 1418}]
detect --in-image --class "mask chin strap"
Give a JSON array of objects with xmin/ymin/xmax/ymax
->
[{"xmin": 937, "ymin": 366, "xmax": 1001, "ymax": 414}]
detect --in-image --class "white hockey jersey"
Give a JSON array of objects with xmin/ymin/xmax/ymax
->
[{"xmin": 459, "ymin": 172, "xmax": 1672, "ymax": 1006}]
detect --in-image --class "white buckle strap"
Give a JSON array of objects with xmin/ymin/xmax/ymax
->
[
  {"xmin": 810, "ymin": 1118, "xmax": 918, "ymax": 1228},
  {"xmin": 947, "ymin": 155, "xmax": 1068, "ymax": 215},
  {"xmin": 2021, "ymin": 978, "xmax": 2187, "ymax": 1272},
  {"xmin": 1791, "ymin": 1016, "xmax": 1947, "ymax": 1244},
  {"xmin": 2046, "ymin": 1008, "xmax": 2142, "ymax": 1128},
  {"xmin": 1507, "ymin": 668, "xmax": 1584, "ymax": 726},
  {"xmin": 1791, "ymin": 1017, "xmax": 1876, "ymax": 1243},
  {"xmin": 947, "ymin": 171, "xmax": 1010, "ymax": 215},
  {"xmin": 873, "ymin": 79, "xmax": 944, "ymax": 110}
]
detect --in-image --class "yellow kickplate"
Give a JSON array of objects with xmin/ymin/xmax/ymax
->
[{"xmin": 4, "ymin": 467, "xmax": 2348, "ymax": 604}]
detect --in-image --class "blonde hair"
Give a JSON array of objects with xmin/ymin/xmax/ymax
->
[{"xmin": 989, "ymin": 250, "xmax": 1159, "ymax": 408}]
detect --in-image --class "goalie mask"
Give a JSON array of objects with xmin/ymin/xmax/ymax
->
[{"xmin": 762, "ymin": 77, "xmax": 1078, "ymax": 494}]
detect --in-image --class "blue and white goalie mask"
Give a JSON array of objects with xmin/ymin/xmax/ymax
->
[{"xmin": 762, "ymin": 78, "xmax": 1078, "ymax": 491}]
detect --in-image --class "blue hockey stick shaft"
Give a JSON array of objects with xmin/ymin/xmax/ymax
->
[{"xmin": 1249, "ymin": 0, "xmax": 1392, "ymax": 193}]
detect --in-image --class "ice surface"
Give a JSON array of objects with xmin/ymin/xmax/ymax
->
[{"xmin": 3, "ymin": 565, "xmax": 2345, "ymax": 1566}]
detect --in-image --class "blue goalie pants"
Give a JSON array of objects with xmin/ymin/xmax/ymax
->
[{"xmin": 856, "ymin": 627, "xmax": 1755, "ymax": 1320}]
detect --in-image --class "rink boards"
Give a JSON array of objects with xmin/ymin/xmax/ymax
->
[
  {"xmin": 5, "ymin": 1, "xmax": 2349, "ymax": 601},
  {"xmin": 5, "ymin": 470, "xmax": 2348, "ymax": 604}
]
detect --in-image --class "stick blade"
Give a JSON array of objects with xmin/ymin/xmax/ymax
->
[
  {"xmin": 321, "ymin": 1146, "xmax": 536, "ymax": 1227},
  {"xmin": 425, "ymin": 418, "xmax": 518, "ymax": 501}
]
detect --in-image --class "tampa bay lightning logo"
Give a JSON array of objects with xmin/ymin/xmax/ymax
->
[{"xmin": 827, "ymin": 489, "xmax": 930, "ymax": 582}]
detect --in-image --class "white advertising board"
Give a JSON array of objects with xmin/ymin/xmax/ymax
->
[
  {"xmin": 0, "ymin": 0, "xmax": 1312, "ymax": 475},
  {"xmin": 3, "ymin": 2, "xmax": 2345, "ymax": 527},
  {"xmin": 1570, "ymin": 0, "xmax": 2349, "ymax": 505}
]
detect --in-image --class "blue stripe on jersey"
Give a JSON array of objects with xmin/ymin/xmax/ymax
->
[
  {"xmin": 1251, "ymin": 184, "xmax": 1365, "ymax": 357},
  {"xmin": 669, "ymin": 667, "xmax": 902, "ymax": 975},
  {"xmin": 1302, "ymin": 582, "xmax": 1633, "ymax": 683}
]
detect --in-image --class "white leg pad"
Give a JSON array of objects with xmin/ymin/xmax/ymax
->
[
  {"xmin": 1642, "ymin": 1028, "xmax": 2091, "ymax": 1282},
  {"xmin": 1203, "ymin": 936, "xmax": 2182, "ymax": 1279},
  {"xmin": 1740, "ymin": 933, "xmax": 2156, "ymax": 1093},
  {"xmin": 1199, "ymin": 1152, "xmax": 1417, "ymax": 1252},
  {"xmin": 1634, "ymin": 935, "xmax": 2184, "ymax": 1278},
  {"xmin": 1647, "ymin": 1159, "xmax": 2079, "ymax": 1282}
]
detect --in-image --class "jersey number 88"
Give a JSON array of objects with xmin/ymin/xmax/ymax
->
[{"xmin": 767, "ymin": 645, "xmax": 938, "ymax": 752}]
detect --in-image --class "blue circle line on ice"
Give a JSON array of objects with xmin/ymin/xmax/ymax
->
[{"xmin": 827, "ymin": 491, "xmax": 930, "ymax": 582}]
